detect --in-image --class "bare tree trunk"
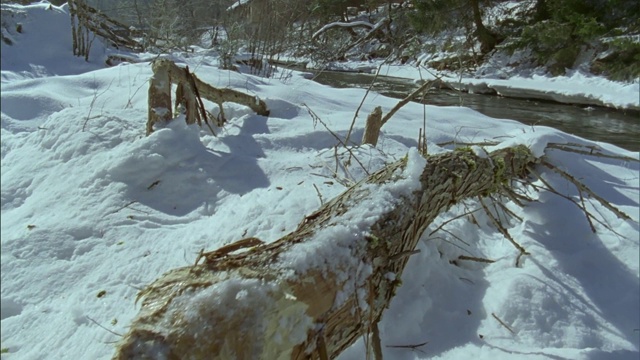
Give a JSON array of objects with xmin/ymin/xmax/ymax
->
[
  {"xmin": 113, "ymin": 145, "xmax": 537, "ymax": 359},
  {"xmin": 69, "ymin": 0, "xmax": 79, "ymax": 55},
  {"xmin": 469, "ymin": 0, "xmax": 497, "ymax": 54}
]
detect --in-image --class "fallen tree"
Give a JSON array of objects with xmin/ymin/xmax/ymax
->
[
  {"xmin": 147, "ymin": 58, "xmax": 270, "ymax": 135},
  {"xmin": 113, "ymin": 145, "xmax": 539, "ymax": 359}
]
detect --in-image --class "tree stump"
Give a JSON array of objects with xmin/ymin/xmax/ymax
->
[
  {"xmin": 147, "ymin": 59, "xmax": 173, "ymax": 135},
  {"xmin": 362, "ymin": 106, "xmax": 383, "ymax": 146}
]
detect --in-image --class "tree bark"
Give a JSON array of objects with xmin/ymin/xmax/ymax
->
[
  {"xmin": 113, "ymin": 145, "xmax": 537, "ymax": 360},
  {"xmin": 469, "ymin": 0, "xmax": 497, "ymax": 54}
]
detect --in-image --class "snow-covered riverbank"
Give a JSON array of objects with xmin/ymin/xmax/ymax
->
[{"xmin": 303, "ymin": 59, "xmax": 640, "ymax": 111}]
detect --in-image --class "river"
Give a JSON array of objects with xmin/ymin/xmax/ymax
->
[{"xmin": 309, "ymin": 71, "xmax": 640, "ymax": 152}]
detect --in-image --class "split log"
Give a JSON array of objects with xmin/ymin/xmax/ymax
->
[
  {"xmin": 146, "ymin": 59, "xmax": 270, "ymax": 135},
  {"xmin": 113, "ymin": 145, "xmax": 537, "ymax": 359}
]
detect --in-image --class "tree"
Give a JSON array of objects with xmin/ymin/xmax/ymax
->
[
  {"xmin": 469, "ymin": 0, "xmax": 498, "ymax": 53},
  {"xmin": 515, "ymin": 0, "xmax": 640, "ymax": 76},
  {"xmin": 409, "ymin": 0, "xmax": 499, "ymax": 54}
]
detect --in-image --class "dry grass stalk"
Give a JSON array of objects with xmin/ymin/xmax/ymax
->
[{"xmin": 491, "ymin": 313, "xmax": 515, "ymax": 334}]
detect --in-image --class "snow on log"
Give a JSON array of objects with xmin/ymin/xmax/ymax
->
[{"xmin": 113, "ymin": 145, "xmax": 537, "ymax": 359}]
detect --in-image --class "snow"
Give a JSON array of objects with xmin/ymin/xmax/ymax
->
[
  {"xmin": 312, "ymin": 20, "xmax": 375, "ymax": 39},
  {"xmin": 227, "ymin": 0, "xmax": 252, "ymax": 12},
  {"xmin": 1, "ymin": 3, "xmax": 639, "ymax": 360},
  {"xmin": 321, "ymin": 62, "xmax": 640, "ymax": 111}
]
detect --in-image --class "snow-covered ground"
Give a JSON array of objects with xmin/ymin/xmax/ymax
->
[{"xmin": 1, "ymin": 3, "xmax": 639, "ymax": 360}]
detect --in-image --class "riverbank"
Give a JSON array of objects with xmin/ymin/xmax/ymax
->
[
  {"xmin": 307, "ymin": 69, "xmax": 640, "ymax": 151},
  {"xmin": 275, "ymin": 58, "xmax": 640, "ymax": 112}
]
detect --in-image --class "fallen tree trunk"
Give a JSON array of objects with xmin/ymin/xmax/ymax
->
[
  {"xmin": 146, "ymin": 59, "xmax": 270, "ymax": 135},
  {"xmin": 114, "ymin": 145, "xmax": 537, "ymax": 359},
  {"xmin": 162, "ymin": 60, "xmax": 270, "ymax": 118}
]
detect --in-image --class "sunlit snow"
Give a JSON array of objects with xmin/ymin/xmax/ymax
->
[{"xmin": 1, "ymin": 3, "xmax": 638, "ymax": 360}]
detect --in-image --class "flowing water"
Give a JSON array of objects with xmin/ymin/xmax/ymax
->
[{"xmin": 309, "ymin": 71, "xmax": 640, "ymax": 151}]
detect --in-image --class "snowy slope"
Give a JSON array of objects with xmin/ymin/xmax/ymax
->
[
  {"xmin": 1, "ymin": 3, "xmax": 639, "ymax": 360},
  {"xmin": 0, "ymin": 2, "xmax": 106, "ymax": 81}
]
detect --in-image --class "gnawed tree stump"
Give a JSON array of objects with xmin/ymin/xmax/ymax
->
[
  {"xmin": 147, "ymin": 60, "xmax": 173, "ymax": 136},
  {"xmin": 361, "ymin": 106, "xmax": 382, "ymax": 146},
  {"xmin": 113, "ymin": 145, "xmax": 538, "ymax": 359},
  {"xmin": 146, "ymin": 59, "xmax": 270, "ymax": 135}
]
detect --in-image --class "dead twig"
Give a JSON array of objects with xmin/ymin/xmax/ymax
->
[
  {"xmin": 491, "ymin": 313, "xmax": 515, "ymax": 334},
  {"xmin": 83, "ymin": 78, "xmax": 114, "ymax": 132},
  {"xmin": 438, "ymin": 228, "xmax": 471, "ymax": 247},
  {"xmin": 479, "ymin": 197, "xmax": 529, "ymax": 266},
  {"xmin": 547, "ymin": 143, "xmax": 640, "ymax": 163},
  {"xmin": 490, "ymin": 194, "xmax": 524, "ymax": 222},
  {"xmin": 110, "ymin": 201, "xmax": 138, "ymax": 215},
  {"xmin": 86, "ymin": 316, "xmax": 123, "ymax": 337},
  {"xmin": 304, "ymin": 104, "xmax": 370, "ymax": 176},
  {"xmin": 526, "ymin": 168, "xmax": 628, "ymax": 238},
  {"xmin": 437, "ymin": 140, "xmax": 499, "ymax": 148},
  {"xmin": 203, "ymin": 237, "xmax": 264, "ymax": 264},
  {"xmin": 313, "ymin": 184, "xmax": 325, "ymax": 205},
  {"xmin": 385, "ymin": 340, "xmax": 429, "ymax": 354},
  {"xmin": 388, "ymin": 249, "xmax": 421, "ymax": 261},
  {"xmin": 541, "ymin": 160, "xmax": 633, "ymax": 222},
  {"xmin": 429, "ymin": 207, "xmax": 481, "ymax": 236},
  {"xmin": 147, "ymin": 180, "xmax": 160, "ymax": 190},
  {"xmin": 577, "ymin": 186, "xmax": 597, "ymax": 233},
  {"xmin": 500, "ymin": 185, "xmax": 530, "ymax": 207},
  {"xmin": 457, "ymin": 255, "xmax": 495, "ymax": 263},
  {"xmin": 317, "ymin": 332, "xmax": 329, "ymax": 360},
  {"xmin": 380, "ymin": 79, "xmax": 434, "ymax": 127}
]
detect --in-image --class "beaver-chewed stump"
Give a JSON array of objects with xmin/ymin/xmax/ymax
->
[{"xmin": 113, "ymin": 145, "xmax": 537, "ymax": 360}]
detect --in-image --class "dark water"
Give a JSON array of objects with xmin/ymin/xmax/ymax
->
[{"xmin": 310, "ymin": 71, "xmax": 640, "ymax": 151}]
